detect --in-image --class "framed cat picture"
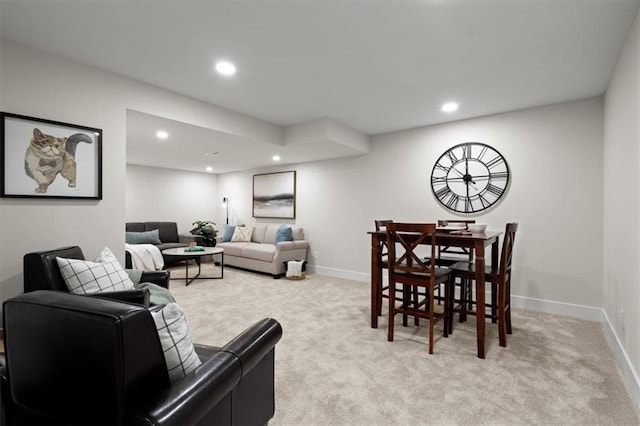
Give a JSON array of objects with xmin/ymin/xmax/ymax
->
[{"xmin": 1, "ymin": 112, "xmax": 102, "ymax": 200}]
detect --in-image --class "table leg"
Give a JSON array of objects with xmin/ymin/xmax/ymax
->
[
  {"xmin": 474, "ymin": 240, "xmax": 486, "ymax": 359},
  {"xmin": 185, "ymin": 256, "xmax": 202, "ymax": 286}
]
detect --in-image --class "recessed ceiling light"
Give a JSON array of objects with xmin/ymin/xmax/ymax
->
[
  {"xmin": 206, "ymin": 166, "xmax": 213, "ymax": 172},
  {"xmin": 441, "ymin": 102, "xmax": 459, "ymax": 113},
  {"xmin": 156, "ymin": 130, "xmax": 169, "ymax": 139},
  {"xmin": 215, "ymin": 61, "xmax": 236, "ymax": 76},
  {"xmin": 272, "ymin": 155, "xmax": 281, "ymax": 162}
]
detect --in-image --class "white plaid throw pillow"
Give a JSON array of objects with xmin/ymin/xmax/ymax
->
[
  {"xmin": 151, "ymin": 302, "xmax": 202, "ymax": 383},
  {"xmin": 231, "ymin": 226, "xmax": 254, "ymax": 242},
  {"xmin": 56, "ymin": 247, "xmax": 134, "ymax": 294}
]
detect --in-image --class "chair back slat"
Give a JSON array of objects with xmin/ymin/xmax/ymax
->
[
  {"xmin": 436, "ymin": 219, "xmax": 476, "ymax": 261},
  {"xmin": 375, "ymin": 220, "xmax": 393, "ymax": 231},
  {"xmin": 499, "ymin": 222, "xmax": 518, "ymax": 279},
  {"xmin": 375, "ymin": 220, "xmax": 393, "ymax": 257},
  {"xmin": 386, "ymin": 222, "xmax": 437, "ymax": 278}
]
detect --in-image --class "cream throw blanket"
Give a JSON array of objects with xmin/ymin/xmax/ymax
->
[{"xmin": 125, "ymin": 243, "xmax": 164, "ymax": 271}]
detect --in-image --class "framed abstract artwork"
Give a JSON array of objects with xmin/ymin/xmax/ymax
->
[
  {"xmin": 253, "ymin": 170, "xmax": 296, "ymax": 219},
  {"xmin": 1, "ymin": 112, "xmax": 102, "ymax": 200}
]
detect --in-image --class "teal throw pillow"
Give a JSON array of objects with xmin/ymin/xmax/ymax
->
[
  {"xmin": 221, "ymin": 225, "xmax": 235, "ymax": 242},
  {"xmin": 275, "ymin": 224, "xmax": 293, "ymax": 244},
  {"xmin": 126, "ymin": 229, "xmax": 161, "ymax": 244}
]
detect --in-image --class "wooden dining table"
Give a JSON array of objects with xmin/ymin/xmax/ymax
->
[{"xmin": 368, "ymin": 229, "xmax": 501, "ymax": 359}]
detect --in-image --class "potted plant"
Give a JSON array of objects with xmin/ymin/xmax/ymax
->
[{"xmin": 189, "ymin": 220, "xmax": 218, "ymax": 246}]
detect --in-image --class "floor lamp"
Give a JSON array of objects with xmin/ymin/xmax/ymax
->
[{"xmin": 222, "ymin": 197, "xmax": 229, "ymax": 225}]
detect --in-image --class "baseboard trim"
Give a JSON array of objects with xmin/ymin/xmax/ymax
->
[
  {"xmin": 512, "ymin": 295, "xmax": 640, "ymax": 409},
  {"xmin": 510, "ymin": 294, "xmax": 603, "ymax": 322},
  {"xmin": 601, "ymin": 309, "xmax": 640, "ymax": 408},
  {"xmin": 311, "ymin": 265, "xmax": 640, "ymax": 409},
  {"xmin": 309, "ymin": 265, "xmax": 369, "ymax": 282}
]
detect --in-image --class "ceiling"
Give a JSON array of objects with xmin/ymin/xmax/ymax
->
[{"xmin": 1, "ymin": 0, "xmax": 638, "ymax": 173}]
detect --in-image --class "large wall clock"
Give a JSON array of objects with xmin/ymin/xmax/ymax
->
[{"xmin": 431, "ymin": 142, "xmax": 510, "ymax": 214}]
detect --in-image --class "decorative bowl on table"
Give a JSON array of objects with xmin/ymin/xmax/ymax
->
[{"xmin": 467, "ymin": 224, "xmax": 487, "ymax": 233}]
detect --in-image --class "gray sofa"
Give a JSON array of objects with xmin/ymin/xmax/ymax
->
[{"xmin": 217, "ymin": 223, "xmax": 309, "ymax": 277}]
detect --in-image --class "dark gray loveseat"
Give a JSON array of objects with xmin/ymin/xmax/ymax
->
[{"xmin": 126, "ymin": 221, "xmax": 200, "ymax": 267}]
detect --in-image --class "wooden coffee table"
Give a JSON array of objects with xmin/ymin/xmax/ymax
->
[{"xmin": 162, "ymin": 247, "xmax": 224, "ymax": 286}]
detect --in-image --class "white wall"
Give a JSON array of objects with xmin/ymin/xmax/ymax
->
[
  {"xmin": 603, "ymin": 12, "xmax": 640, "ymax": 390},
  {"xmin": 0, "ymin": 39, "xmax": 280, "ymax": 306},
  {"xmin": 2, "ymin": 20, "xmax": 639, "ymax": 406},
  {"xmin": 0, "ymin": 40, "xmax": 129, "ymax": 303},
  {"xmin": 126, "ymin": 164, "xmax": 219, "ymax": 233},
  {"xmin": 219, "ymin": 98, "xmax": 605, "ymax": 310},
  {"xmin": 0, "ymin": 38, "xmax": 605, "ymax": 314}
]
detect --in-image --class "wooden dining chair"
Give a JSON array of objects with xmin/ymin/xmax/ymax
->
[
  {"xmin": 427, "ymin": 219, "xmax": 476, "ymax": 321},
  {"xmin": 386, "ymin": 222, "xmax": 454, "ymax": 354},
  {"xmin": 432, "ymin": 219, "xmax": 476, "ymax": 266},
  {"xmin": 374, "ymin": 220, "xmax": 393, "ymax": 316},
  {"xmin": 449, "ymin": 222, "xmax": 518, "ymax": 347}
]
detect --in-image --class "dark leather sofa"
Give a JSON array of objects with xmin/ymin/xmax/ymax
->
[
  {"xmin": 0, "ymin": 290, "xmax": 283, "ymax": 425},
  {"xmin": 126, "ymin": 221, "xmax": 200, "ymax": 268},
  {"xmin": 23, "ymin": 246, "xmax": 170, "ymax": 307}
]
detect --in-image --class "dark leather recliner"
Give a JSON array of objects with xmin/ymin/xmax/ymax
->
[
  {"xmin": 23, "ymin": 246, "xmax": 171, "ymax": 307},
  {"xmin": 0, "ymin": 290, "xmax": 283, "ymax": 425}
]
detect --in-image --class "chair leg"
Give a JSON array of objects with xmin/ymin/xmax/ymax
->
[
  {"xmin": 506, "ymin": 278, "xmax": 513, "ymax": 335},
  {"xmin": 402, "ymin": 286, "xmax": 410, "ymax": 327},
  {"xmin": 428, "ymin": 285, "xmax": 435, "ymax": 354},
  {"xmin": 387, "ymin": 283, "xmax": 395, "ymax": 342},
  {"xmin": 444, "ymin": 279, "xmax": 453, "ymax": 336},
  {"xmin": 445, "ymin": 277, "xmax": 454, "ymax": 335},
  {"xmin": 413, "ymin": 286, "xmax": 420, "ymax": 326},
  {"xmin": 376, "ymin": 274, "xmax": 383, "ymax": 316},
  {"xmin": 376, "ymin": 282, "xmax": 383, "ymax": 316},
  {"xmin": 491, "ymin": 282, "xmax": 498, "ymax": 323},
  {"xmin": 458, "ymin": 278, "xmax": 467, "ymax": 323},
  {"xmin": 451, "ymin": 279, "xmax": 457, "ymax": 333},
  {"xmin": 498, "ymin": 282, "xmax": 507, "ymax": 347}
]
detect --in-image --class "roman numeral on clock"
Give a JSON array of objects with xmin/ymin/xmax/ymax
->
[{"xmin": 485, "ymin": 184, "xmax": 504, "ymax": 197}]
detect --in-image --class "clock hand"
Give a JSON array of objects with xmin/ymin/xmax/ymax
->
[
  {"xmin": 451, "ymin": 167, "xmax": 465, "ymax": 177},
  {"xmin": 453, "ymin": 167, "xmax": 479, "ymax": 186},
  {"xmin": 462, "ymin": 173, "xmax": 476, "ymax": 186},
  {"xmin": 470, "ymin": 174, "xmax": 492, "ymax": 180},
  {"xmin": 466, "ymin": 176, "xmax": 470, "ymax": 200},
  {"xmin": 463, "ymin": 151, "xmax": 477, "ymax": 185}
]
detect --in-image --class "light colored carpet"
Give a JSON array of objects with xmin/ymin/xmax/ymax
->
[{"xmin": 168, "ymin": 262, "xmax": 640, "ymax": 425}]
